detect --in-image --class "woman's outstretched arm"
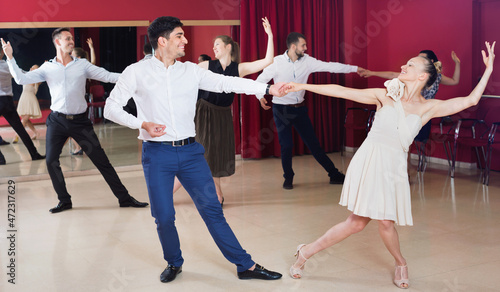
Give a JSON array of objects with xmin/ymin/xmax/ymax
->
[
  {"xmin": 440, "ymin": 51, "xmax": 461, "ymax": 86},
  {"xmin": 360, "ymin": 70, "xmax": 399, "ymax": 79},
  {"xmin": 238, "ymin": 17, "xmax": 274, "ymax": 77},
  {"xmin": 283, "ymin": 82, "xmax": 383, "ymax": 105},
  {"xmin": 428, "ymin": 41, "xmax": 495, "ymax": 119}
]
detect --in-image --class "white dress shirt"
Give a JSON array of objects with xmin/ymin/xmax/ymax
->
[
  {"xmin": 0, "ymin": 60, "xmax": 13, "ymax": 96},
  {"xmin": 104, "ymin": 56, "xmax": 268, "ymax": 142},
  {"xmin": 7, "ymin": 57, "xmax": 119, "ymax": 114},
  {"xmin": 255, "ymin": 51, "xmax": 358, "ymax": 104}
]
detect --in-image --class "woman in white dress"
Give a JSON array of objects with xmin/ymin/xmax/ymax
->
[
  {"xmin": 282, "ymin": 41, "xmax": 495, "ymax": 289},
  {"xmin": 14, "ymin": 64, "xmax": 41, "ymax": 142}
]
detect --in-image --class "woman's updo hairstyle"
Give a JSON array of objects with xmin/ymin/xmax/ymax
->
[
  {"xmin": 420, "ymin": 55, "xmax": 439, "ymax": 89},
  {"xmin": 215, "ymin": 35, "xmax": 240, "ymax": 63}
]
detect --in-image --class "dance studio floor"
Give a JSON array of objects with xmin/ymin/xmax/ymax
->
[{"xmin": 0, "ymin": 123, "xmax": 499, "ymax": 291}]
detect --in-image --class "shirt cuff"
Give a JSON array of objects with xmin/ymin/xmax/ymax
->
[{"xmin": 133, "ymin": 119, "xmax": 144, "ymax": 130}]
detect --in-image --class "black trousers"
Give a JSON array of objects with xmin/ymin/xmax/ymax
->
[
  {"xmin": 273, "ymin": 104, "xmax": 340, "ymax": 180},
  {"xmin": 0, "ymin": 95, "xmax": 40, "ymax": 158},
  {"xmin": 45, "ymin": 111, "xmax": 130, "ymax": 203}
]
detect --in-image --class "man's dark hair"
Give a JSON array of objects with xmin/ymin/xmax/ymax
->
[
  {"xmin": 143, "ymin": 42, "xmax": 152, "ymax": 55},
  {"xmin": 286, "ymin": 32, "xmax": 306, "ymax": 49},
  {"xmin": 199, "ymin": 54, "xmax": 211, "ymax": 61},
  {"xmin": 52, "ymin": 27, "xmax": 71, "ymax": 42},
  {"xmin": 148, "ymin": 16, "xmax": 183, "ymax": 50}
]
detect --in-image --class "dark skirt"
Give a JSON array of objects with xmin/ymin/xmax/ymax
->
[{"xmin": 195, "ymin": 99, "xmax": 235, "ymax": 177}]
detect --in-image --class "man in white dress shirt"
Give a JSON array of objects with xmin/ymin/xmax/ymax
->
[
  {"xmin": 256, "ymin": 32, "xmax": 364, "ymax": 189},
  {"xmin": 1, "ymin": 28, "xmax": 148, "ymax": 212},
  {"xmin": 104, "ymin": 16, "xmax": 283, "ymax": 283},
  {"xmin": 0, "ymin": 49, "xmax": 45, "ymax": 165}
]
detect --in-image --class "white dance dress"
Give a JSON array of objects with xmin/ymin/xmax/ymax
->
[
  {"xmin": 17, "ymin": 83, "xmax": 42, "ymax": 119},
  {"xmin": 339, "ymin": 79, "xmax": 422, "ymax": 226}
]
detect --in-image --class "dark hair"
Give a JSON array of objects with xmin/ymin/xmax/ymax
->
[
  {"xmin": 215, "ymin": 35, "xmax": 240, "ymax": 63},
  {"xmin": 143, "ymin": 42, "xmax": 152, "ymax": 55},
  {"xmin": 52, "ymin": 27, "xmax": 71, "ymax": 42},
  {"xmin": 199, "ymin": 54, "xmax": 211, "ymax": 61},
  {"xmin": 148, "ymin": 16, "xmax": 183, "ymax": 50},
  {"xmin": 420, "ymin": 56, "xmax": 439, "ymax": 89},
  {"xmin": 286, "ymin": 32, "xmax": 306, "ymax": 49},
  {"xmin": 419, "ymin": 50, "xmax": 438, "ymax": 62},
  {"xmin": 72, "ymin": 47, "xmax": 88, "ymax": 60}
]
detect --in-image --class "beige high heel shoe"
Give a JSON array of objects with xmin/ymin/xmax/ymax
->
[
  {"xmin": 394, "ymin": 264, "xmax": 409, "ymax": 289},
  {"xmin": 289, "ymin": 244, "xmax": 308, "ymax": 279},
  {"xmin": 12, "ymin": 136, "xmax": 19, "ymax": 143}
]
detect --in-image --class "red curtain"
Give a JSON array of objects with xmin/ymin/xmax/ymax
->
[{"xmin": 237, "ymin": 0, "xmax": 346, "ymax": 158}]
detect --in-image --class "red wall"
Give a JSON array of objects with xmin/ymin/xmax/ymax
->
[
  {"xmin": 343, "ymin": 0, "xmax": 371, "ymax": 147},
  {"xmin": 476, "ymin": 0, "xmax": 500, "ymax": 95},
  {"xmin": 3, "ymin": 0, "xmax": 240, "ymax": 22},
  {"xmin": 343, "ymin": 0, "xmax": 500, "ymax": 169},
  {"xmin": 364, "ymin": 0, "xmax": 473, "ymax": 101}
]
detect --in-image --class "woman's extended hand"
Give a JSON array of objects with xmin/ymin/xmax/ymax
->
[{"xmin": 482, "ymin": 41, "xmax": 496, "ymax": 70}]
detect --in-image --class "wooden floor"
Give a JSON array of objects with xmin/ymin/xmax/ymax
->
[{"xmin": 0, "ymin": 123, "xmax": 499, "ymax": 291}]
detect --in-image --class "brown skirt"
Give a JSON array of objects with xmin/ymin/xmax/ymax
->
[{"xmin": 195, "ymin": 99, "xmax": 235, "ymax": 177}]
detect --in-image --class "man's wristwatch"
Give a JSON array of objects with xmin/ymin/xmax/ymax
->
[{"xmin": 265, "ymin": 84, "xmax": 271, "ymax": 95}]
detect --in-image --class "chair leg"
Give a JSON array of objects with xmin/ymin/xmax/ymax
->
[
  {"xmin": 416, "ymin": 142, "xmax": 424, "ymax": 172},
  {"xmin": 443, "ymin": 141, "xmax": 452, "ymax": 172},
  {"xmin": 341, "ymin": 130, "xmax": 345, "ymax": 157},
  {"xmin": 451, "ymin": 141, "xmax": 458, "ymax": 178},
  {"xmin": 414, "ymin": 142, "xmax": 420, "ymax": 171},
  {"xmin": 474, "ymin": 147, "xmax": 483, "ymax": 170},
  {"xmin": 421, "ymin": 141, "xmax": 428, "ymax": 172},
  {"xmin": 485, "ymin": 145, "xmax": 492, "ymax": 185}
]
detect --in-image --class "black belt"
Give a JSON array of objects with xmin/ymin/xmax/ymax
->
[
  {"xmin": 147, "ymin": 137, "xmax": 196, "ymax": 147},
  {"xmin": 285, "ymin": 100, "xmax": 306, "ymax": 108},
  {"xmin": 54, "ymin": 112, "xmax": 86, "ymax": 120}
]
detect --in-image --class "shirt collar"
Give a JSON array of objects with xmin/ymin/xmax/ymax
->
[
  {"xmin": 284, "ymin": 51, "xmax": 291, "ymax": 62},
  {"xmin": 284, "ymin": 50, "xmax": 303, "ymax": 62},
  {"xmin": 49, "ymin": 56, "xmax": 77, "ymax": 65},
  {"xmin": 151, "ymin": 55, "xmax": 179, "ymax": 69}
]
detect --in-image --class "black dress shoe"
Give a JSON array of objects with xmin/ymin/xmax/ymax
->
[
  {"xmin": 0, "ymin": 154, "xmax": 6, "ymax": 165},
  {"xmin": 119, "ymin": 196, "xmax": 149, "ymax": 208},
  {"xmin": 0, "ymin": 140, "xmax": 10, "ymax": 146},
  {"xmin": 49, "ymin": 202, "xmax": 72, "ymax": 213},
  {"xmin": 237, "ymin": 264, "xmax": 282, "ymax": 280},
  {"xmin": 32, "ymin": 153, "xmax": 46, "ymax": 161},
  {"xmin": 283, "ymin": 178, "xmax": 293, "ymax": 190},
  {"xmin": 160, "ymin": 265, "xmax": 182, "ymax": 283},
  {"xmin": 329, "ymin": 172, "xmax": 345, "ymax": 184}
]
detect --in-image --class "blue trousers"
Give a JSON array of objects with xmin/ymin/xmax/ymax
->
[
  {"xmin": 142, "ymin": 141, "xmax": 254, "ymax": 272},
  {"xmin": 273, "ymin": 104, "xmax": 340, "ymax": 180}
]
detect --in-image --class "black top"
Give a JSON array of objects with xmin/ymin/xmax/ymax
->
[{"xmin": 198, "ymin": 59, "xmax": 239, "ymax": 107}]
